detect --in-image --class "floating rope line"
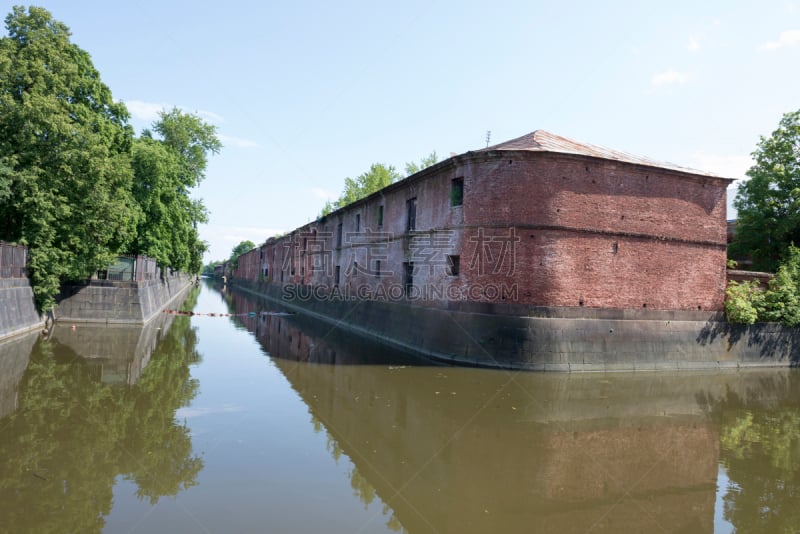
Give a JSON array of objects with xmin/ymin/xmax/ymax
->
[{"xmin": 163, "ymin": 310, "xmax": 294, "ymax": 318}]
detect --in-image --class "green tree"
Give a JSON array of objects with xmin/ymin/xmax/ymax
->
[
  {"xmin": 129, "ymin": 109, "xmax": 220, "ymax": 274},
  {"xmin": 229, "ymin": 240, "xmax": 256, "ymax": 269},
  {"xmin": 0, "ymin": 6, "xmax": 140, "ymax": 310},
  {"xmin": 404, "ymin": 150, "xmax": 438, "ymax": 176},
  {"xmin": 321, "ymin": 163, "xmax": 402, "ymax": 216},
  {"xmin": 202, "ymin": 260, "xmax": 223, "ymax": 276},
  {"xmin": 730, "ymin": 110, "xmax": 800, "ymax": 272}
]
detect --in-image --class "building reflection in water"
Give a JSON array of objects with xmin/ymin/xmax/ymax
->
[{"xmin": 227, "ymin": 287, "xmax": 800, "ymax": 534}]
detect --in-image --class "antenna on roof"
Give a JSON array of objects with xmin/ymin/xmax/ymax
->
[{"xmin": 485, "ymin": 130, "xmax": 491, "ymax": 148}]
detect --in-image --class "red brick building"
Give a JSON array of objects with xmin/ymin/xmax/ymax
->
[{"xmin": 232, "ymin": 130, "xmax": 731, "ymax": 313}]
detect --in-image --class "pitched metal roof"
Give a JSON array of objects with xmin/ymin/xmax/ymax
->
[{"xmin": 479, "ymin": 130, "xmax": 727, "ymax": 179}]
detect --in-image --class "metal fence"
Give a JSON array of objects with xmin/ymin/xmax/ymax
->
[
  {"xmin": 0, "ymin": 246, "xmax": 163, "ymax": 282},
  {"xmin": 0, "ymin": 242, "xmax": 27, "ymax": 278},
  {"xmin": 96, "ymin": 254, "xmax": 161, "ymax": 281}
]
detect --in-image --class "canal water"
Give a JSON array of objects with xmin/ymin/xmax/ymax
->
[{"xmin": 1, "ymin": 282, "xmax": 799, "ymax": 533}]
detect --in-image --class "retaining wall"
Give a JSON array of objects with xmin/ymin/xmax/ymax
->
[
  {"xmin": 0, "ymin": 278, "xmax": 43, "ymax": 342},
  {"xmin": 56, "ymin": 274, "xmax": 193, "ymax": 324},
  {"xmin": 233, "ymin": 279, "xmax": 800, "ymax": 372}
]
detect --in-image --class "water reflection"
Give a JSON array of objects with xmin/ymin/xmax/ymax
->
[
  {"xmin": 226, "ymin": 286, "xmax": 800, "ymax": 534},
  {"xmin": 0, "ymin": 331, "xmax": 37, "ymax": 419},
  {"xmin": 0, "ymin": 287, "xmax": 203, "ymax": 533}
]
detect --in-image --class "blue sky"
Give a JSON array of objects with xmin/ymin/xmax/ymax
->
[{"xmin": 17, "ymin": 1, "xmax": 800, "ymax": 262}]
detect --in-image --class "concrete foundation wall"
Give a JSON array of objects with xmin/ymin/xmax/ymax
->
[
  {"xmin": 0, "ymin": 278, "xmax": 43, "ymax": 342},
  {"xmin": 56, "ymin": 273, "xmax": 192, "ymax": 324},
  {"xmin": 233, "ymin": 280, "xmax": 799, "ymax": 371}
]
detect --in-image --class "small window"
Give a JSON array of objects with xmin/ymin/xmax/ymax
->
[
  {"xmin": 334, "ymin": 265, "xmax": 341, "ymax": 288},
  {"xmin": 336, "ymin": 222, "xmax": 343, "ymax": 248},
  {"xmin": 377, "ymin": 205, "xmax": 384, "ymax": 227},
  {"xmin": 451, "ymin": 177, "xmax": 464, "ymax": 206},
  {"xmin": 406, "ymin": 198, "xmax": 417, "ymax": 232},
  {"xmin": 355, "ymin": 213, "xmax": 361, "ymax": 232},
  {"xmin": 447, "ymin": 255, "xmax": 460, "ymax": 276},
  {"xmin": 375, "ymin": 260, "xmax": 381, "ymax": 276}
]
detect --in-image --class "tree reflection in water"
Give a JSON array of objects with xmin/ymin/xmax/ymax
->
[
  {"xmin": 0, "ymin": 288, "xmax": 203, "ymax": 533},
  {"xmin": 716, "ymin": 372, "xmax": 800, "ymax": 533}
]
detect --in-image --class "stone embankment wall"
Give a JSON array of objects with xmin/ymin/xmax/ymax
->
[
  {"xmin": 56, "ymin": 273, "xmax": 193, "ymax": 324},
  {"xmin": 233, "ymin": 279, "xmax": 799, "ymax": 371},
  {"xmin": 0, "ymin": 278, "xmax": 42, "ymax": 342}
]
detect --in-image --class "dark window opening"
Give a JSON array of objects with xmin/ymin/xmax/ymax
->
[
  {"xmin": 406, "ymin": 198, "xmax": 417, "ymax": 232},
  {"xmin": 451, "ymin": 177, "xmax": 464, "ymax": 206},
  {"xmin": 355, "ymin": 213, "xmax": 361, "ymax": 232},
  {"xmin": 404, "ymin": 262, "xmax": 414, "ymax": 295},
  {"xmin": 334, "ymin": 265, "xmax": 341, "ymax": 288},
  {"xmin": 375, "ymin": 260, "xmax": 381, "ymax": 276},
  {"xmin": 377, "ymin": 205, "xmax": 384, "ymax": 227},
  {"xmin": 447, "ymin": 255, "xmax": 460, "ymax": 276},
  {"xmin": 336, "ymin": 222, "xmax": 343, "ymax": 248}
]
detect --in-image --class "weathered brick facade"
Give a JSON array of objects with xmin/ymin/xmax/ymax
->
[{"xmin": 232, "ymin": 130, "xmax": 731, "ymax": 313}]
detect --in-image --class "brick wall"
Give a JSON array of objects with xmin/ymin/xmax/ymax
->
[{"xmin": 234, "ymin": 148, "xmax": 729, "ymax": 312}]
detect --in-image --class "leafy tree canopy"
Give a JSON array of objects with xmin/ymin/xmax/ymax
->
[
  {"xmin": 320, "ymin": 152, "xmax": 438, "ymax": 217},
  {"xmin": 129, "ymin": 109, "xmax": 220, "ymax": 274},
  {"xmin": 730, "ymin": 110, "xmax": 800, "ymax": 272},
  {"xmin": 229, "ymin": 240, "xmax": 255, "ymax": 269},
  {"xmin": 0, "ymin": 5, "xmax": 139, "ymax": 310},
  {"xmin": 404, "ymin": 151, "xmax": 438, "ymax": 177},
  {"xmin": 320, "ymin": 163, "xmax": 402, "ymax": 217}
]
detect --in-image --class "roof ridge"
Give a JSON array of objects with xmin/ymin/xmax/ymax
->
[{"xmin": 478, "ymin": 129, "xmax": 726, "ymax": 178}]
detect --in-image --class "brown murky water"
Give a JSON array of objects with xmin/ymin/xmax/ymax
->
[{"xmin": 1, "ymin": 282, "xmax": 799, "ymax": 533}]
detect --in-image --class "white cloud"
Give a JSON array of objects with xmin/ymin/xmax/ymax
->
[
  {"xmin": 217, "ymin": 134, "xmax": 259, "ymax": 148},
  {"xmin": 651, "ymin": 69, "xmax": 690, "ymax": 86},
  {"xmin": 310, "ymin": 186, "xmax": 336, "ymax": 201},
  {"xmin": 759, "ymin": 29, "xmax": 800, "ymax": 50},
  {"xmin": 176, "ymin": 404, "xmax": 242, "ymax": 418},
  {"xmin": 124, "ymin": 99, "xmax": 167, "ymax": 122},
  {"xmin": 123, "ymin": 100, "xmax": 227, "ymax": 125},
  {"xmin": 687, "ymin": 36, "xmax": 701, "ymax": 52},
  {"xmin": 197, "ymin": 109, "xmax": 225, "ymax": 124},
  {"xmin": 688, "ymin": 151, "xmax": 752, "ymax": 179}
]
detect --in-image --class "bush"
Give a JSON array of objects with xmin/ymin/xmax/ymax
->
[
  {"xmin": 725, "ymin": 280, "xmax": 763, "ymax": 325},
  {"xmin": 725, "ymin": 245, "xmax": 800, "ymax": 326}
]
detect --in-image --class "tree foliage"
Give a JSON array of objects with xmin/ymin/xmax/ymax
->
[
  {"xmin": 229, "ymin": 240, "xmax": 255, "ymax": 269},
  {"xmin": 129, "ymin": 109, "xmax": 220, "ymax": 274},
  {"xmin": 404, "ymin": 150, "xmax": 438, "ymax": 176},
  {"xmin": 319, "ymin": 152, "xmax": 438, "ymax": 217},
  {"xmin": 730, "ymin": 110, "xmax": 800, "ymax": 272},
  {"xmin": 0, "ymin": 6, "xmax": 139, "ymax": 310},
  {"xmin": 0, "ymin": 7, "xmax": 220, "ymax": 310},
  {"xmin": 320, "ymin": 163, "xmax": 402, "ymax": 216},
  {"xmin": 725, "ymin": 245, "xmax": 800, "ymax": 325}
]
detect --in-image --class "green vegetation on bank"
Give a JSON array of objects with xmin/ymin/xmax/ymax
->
[
  {"xmin": 725, "ymin": 247, "xmax": 800, "ymax": 326},
  {"xmin": 0, "ymin": 6, "xmax": 220, "ymax": 311}
]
